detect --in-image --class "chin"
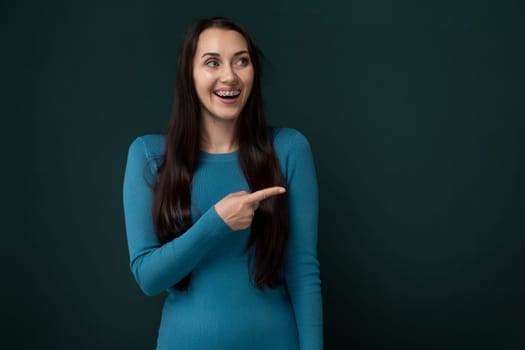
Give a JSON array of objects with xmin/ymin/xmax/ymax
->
[
  {"xmin": 213, "ymin": 110, "xmax": 242, "ymax": 121},
  {"xmin": 220, "ymin": 115, "xmax": 240, "ymax": 121},
  {"xmin": 201, "ymin": 104, "xmax": 244, "ymax": 122}
]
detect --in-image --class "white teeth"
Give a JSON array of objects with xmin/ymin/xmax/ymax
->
[{"xmin": 215, "ymin": 90, "xmax": 240, "ymax": 97}]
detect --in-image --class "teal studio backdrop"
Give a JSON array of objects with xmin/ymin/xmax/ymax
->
[{"xmin": 3, "ymin": 0, "xmax": 524, "ymax": 349}]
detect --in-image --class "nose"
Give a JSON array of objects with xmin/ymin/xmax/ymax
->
[{"xmin": 220, "ymin": 64, "xmax": 238, "ymax": 84}]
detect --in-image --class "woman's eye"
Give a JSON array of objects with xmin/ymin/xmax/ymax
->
[
  {"xmin": 236, "ymin": 57, "xmax": 249, "ymax": 66},
  {"xmin": 206, "ymin": 60, "xmax": 219, "ymax": 68}
]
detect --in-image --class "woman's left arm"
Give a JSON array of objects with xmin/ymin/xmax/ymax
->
[{"xmin": 284, "ymin": 131, "xmax": 323, "ymax": 350}]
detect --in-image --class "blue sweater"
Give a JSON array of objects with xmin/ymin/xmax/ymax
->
[{"xmin": 123, "ymin": 128, "xmax": 323, "ymax": 350}]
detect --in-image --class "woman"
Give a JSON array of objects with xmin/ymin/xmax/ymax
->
[{"xmin": 123, "ymin": 17, "xmax": 323, "ymax": 350}]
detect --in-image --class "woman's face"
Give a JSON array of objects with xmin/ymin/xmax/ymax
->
[{"xmin": 192, "ymin": 28, "xmax": 254, "ymax": 123}]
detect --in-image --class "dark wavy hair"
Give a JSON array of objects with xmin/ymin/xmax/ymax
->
[{"xmin": 152, "ymin": 17, "xmax": 289, "ymax": 290}]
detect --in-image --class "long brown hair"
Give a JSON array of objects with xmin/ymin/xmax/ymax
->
[{"xmin": 152, "ymin": 17, "xmax": 289, "ymax": 290}]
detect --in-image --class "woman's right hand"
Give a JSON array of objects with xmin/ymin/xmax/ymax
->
[{"xmin": 214, "ymin": 186, "xmax": 286, "ymax": 231}]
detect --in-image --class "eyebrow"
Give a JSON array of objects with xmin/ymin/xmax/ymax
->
[{"xmin": 201, "ymin": 50, "xmax": 249, "ymax": 59}]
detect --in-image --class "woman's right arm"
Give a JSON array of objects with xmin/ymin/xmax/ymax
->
[{"xmin": 122, "ymin": 136, "xmax": 233, "ymax": 296}]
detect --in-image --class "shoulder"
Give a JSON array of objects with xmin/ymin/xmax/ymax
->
[
  {"xmin": 271, "ymin": 127, "xmax": 315, "ymax": 182},
  {"xmin": 126, "ymin": 134, "xmax": 166, "ymax": 177},
  {"xmin": 127, "ymin": 134, "xmax": 166, "ymax": 159},
  {"xmin": 272, "ymin": 127, "xmax": 313, "ymax": 157}
]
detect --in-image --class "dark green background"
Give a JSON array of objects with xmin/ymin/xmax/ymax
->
[{"xmin": 3, "ymin": 0, "xmax": 524, "ymax": 349}]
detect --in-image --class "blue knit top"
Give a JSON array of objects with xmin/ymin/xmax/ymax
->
[{"xmin": 123, "ymin": 128, "xmax": 323, "ymax": 350}]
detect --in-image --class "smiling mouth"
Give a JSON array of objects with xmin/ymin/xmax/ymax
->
[{"xmin": 214, "ymin": 90, "xmax": 241, "ymax": 99}]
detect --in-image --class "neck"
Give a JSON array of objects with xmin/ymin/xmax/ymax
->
[{"xmin": 200, "ymin": 115, "xmax": 238, "ymax": 154}]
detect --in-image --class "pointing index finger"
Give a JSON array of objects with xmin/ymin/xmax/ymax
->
[{"xmin": 246, "ymin": 186, "xmax": 286, "ymax": 204}]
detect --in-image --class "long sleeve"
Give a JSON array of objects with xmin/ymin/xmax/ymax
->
[
  {"xmin": 282, "ymin": 131, "xmax": 324, "ymax": 350},
  {"xmin": 122, "ymin": 136, "xmax": 233, "ymax": 296}
]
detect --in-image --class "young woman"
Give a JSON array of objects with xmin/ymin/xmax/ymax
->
[{"xmin": 123, "ymin": 17, "xmax": 323, "ymax": 350}]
